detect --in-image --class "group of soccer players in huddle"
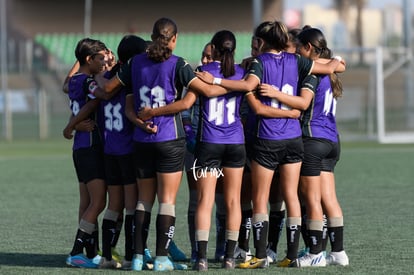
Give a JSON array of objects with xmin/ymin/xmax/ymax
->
[{"xmin": 62, "ymin": 16, "xmax": 349, "ymax": 271}]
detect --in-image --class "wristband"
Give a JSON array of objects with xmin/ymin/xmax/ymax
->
[
  {"xmin": 333, "ymin": 56, "xmax": 342, "ymax": 62},
  {"xmin": 213, "ymin": 77, "xmax": 222, "ymax": 85}
]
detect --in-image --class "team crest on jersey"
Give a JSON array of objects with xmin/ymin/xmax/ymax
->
[{"xmin": 89, "ymin": 81, "xmax": 98, "ymax": 94}]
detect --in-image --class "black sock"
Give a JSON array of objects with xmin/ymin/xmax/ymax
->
[
  {"xmin": 111, "ymin": 217, "xmax": 123, "ymax": 249},
  {"xmin": 85, "ymin": 232, "xmax": 98, "ymax": 258},
  {"xmin": 321, "ymin": 215, "xmax": 328, "ymax": 252},
  {"xmin": 268, "ymin": 209, "xmax": 285, "ymax": 252},
  {"xmin": 225, "ymin": 240, "xmax": 237, "ymax": 259},
  {"xmin": 328, "ymin": 226, "xmax": 344, "ymax": 252},
  {"xmin": 92, "ymin": 228, "xmax": 99, "ymax": 256},
  {"xmin": 197, "ymin": 241, "xmax": 208, "ymax": 259},
  {"xmin": 134, "ymin": 210, "xmax": 151, "ymax": 255},
  {"xmin": 156, "ymin": 214, "xmax": 175, "ymax": 256},
  {"xmin": 215, "ymin": 213, "xmax": 226, "ymax": 254},
  {"xmin": 188, "ymin": 213, "xmax": 196, "ymax": 254},
  {"xmin": 286, "ymin": 224, "xmax": 301, "ymax": 260},
  {"xmin": 238, "ymin": 209, "xmax": 252, "ymax": 251},
  {"xmin": 142, "ymin": 212, "xmax": 151, "ymax": 250},
  {"xmin": 102, "ymin": 219, "xmax": 117, "ymax": 260},
  {"xmin": 252, "ymin": 220, "xmax": 268, "ymax": 259},
  {"xmin": 124, "ymin": 214, "xmax": 134, "ymax": 261},
  {"xmin": 70, "ymin": 229, "xmax": 88, "ymax": 256},
  {"xmin": 301, "ymin": 206, "xmax": 309, "ymax": 248},
  {"xmin": 308, "ymin": 229, "xmax": 323, "ymax": 254}
]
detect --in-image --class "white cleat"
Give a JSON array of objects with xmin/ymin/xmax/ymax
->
[
  {"xmin": 326, "ymin": 250, "xmax": 349, "ymax": 266},
  {"xmin": 296, "ymin": 251, "xmax": 326, "ymax": 267},
  {"xmin": 266, "ymin": 248, "xmax": 277, "ymax": 263},
  {"xmin": 234, "ymin": 246, "xmax": 252, "ymax": 262}
]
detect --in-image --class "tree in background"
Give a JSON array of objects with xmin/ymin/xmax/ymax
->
[{"xmin": 334, "ymin": 0, "xmax": 367, "ymax": 64}]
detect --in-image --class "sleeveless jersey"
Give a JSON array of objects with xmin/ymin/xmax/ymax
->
[
  {"xmin": 68, "ymin": 73, "xmax": 102, "ymax": 150},
  {"xmin": 100, "ymin": 71, "xmax": 134, "ymax": 155},
  {"xmin": 301, "ymin": 74, "xmax": 339, "ymax": 142},
  {"xmin": 198, "ymin": 61, "xmax": 245, "ymax": 144},
  {"xmin": 127, "ymin": 53, "xmax": 185, "ymax": 143},
  {"xmin": 250, "ymin": 52, "xmax": 305, "ymax": 140}
]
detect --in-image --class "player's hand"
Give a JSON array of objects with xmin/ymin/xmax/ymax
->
[
  {"xmin": 142, "ymin": 121, "xmax": 158, "ymax": 134},
  {"xmin": 258, "ymin": 84, "xmax": 280, "ymax": 99},
  {"xmin": 135, "ymin": 116, "xmax": 157, "ymax": 134},
  {"xmin": 195, "ymin": 71, "xmax": 214, "ymax": 84},
  {"xmin": 137, "ymin": 107, "xmax": 153, "ymax": 121},
  {"xmin": 240, "ymin": 56, "xmax": 254, "ymax": 70},
  {"xmin": 63, "ymin": 126, "xmax": 74, "ymax": 139},
  {"xmin": 289, "ymin": 109, "xmax": 302, "ymax": 119},
  {"xmin": 75, "ymin": 119, "xmax": 95, "ymax": 132}
]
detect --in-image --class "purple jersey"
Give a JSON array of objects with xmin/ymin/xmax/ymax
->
[
  {"xmin": 100, "ymin": 85, "xmax": 134, "ymax": 154},
  {"xmin": 68, "ymin": 73, "xmax": 102, "ymax": 150},
  {"xmin": 250, "ymin": 52, "xmax": 309, "ymax": 140},
  {"xmin": 118, "ymin": 53, "xmax": 195, "ymax": 143},
  {"xmin": 198, "ymin": 61, "xmax": 245, "ymax": 144},
  {"xmin": 301, "ymin": 74, "xmax": 338, "ymax": 142}
]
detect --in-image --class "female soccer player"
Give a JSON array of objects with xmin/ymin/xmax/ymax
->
[
  {"xmin": 189, "ymin": 30, "xmax": 246, "ymax": 270},
  {"xmin": 136, "ymin": 31, "xmax": 299, "ymax": 270},
  {"xmin": 64, "ymin": 38, "xmax": 107, "ymax": 268},
  {"xmin": 97, "ymin": 35, "xmax": 147, "ymax": 270},
  {"xmin": 181, "ymin": 42, "xmax": 227, "ymax": 264},
  {"xmin": 96, "ymin": 17, "xmax": 237, "ymax": 271},
  {"xmin": 196, "ymin": 20, "xmax": 345, "ymax": 269},
  {"xmin": 258, "ymin": 27, "xmax": 349, "ymax": 267}
]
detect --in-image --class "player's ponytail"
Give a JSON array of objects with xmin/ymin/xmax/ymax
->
[
  {"xmin": 211, "ymin": 30, "xmax": 236, "ymax": 78},
  {"xmin": 147, "ymin": 17, "xmax": 177, "ymax": 62}
]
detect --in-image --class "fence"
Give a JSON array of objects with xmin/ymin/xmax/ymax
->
[{"xmin": 1, "ymin": 36, "xmax": 414, "ymax": 143}]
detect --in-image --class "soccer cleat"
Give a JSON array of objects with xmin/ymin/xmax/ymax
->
[
  {"xmin": 168, "ymin": 241, "xmax": 187, "ymax": 261},
  {"xmin": 266, "ymin": 248, "xmax": 277, "ymax": 263},
  {"xmin": 276, "ymin": 256, "xmax": 296, "ymax": 267},
  {"xmin": 214, "ymin": 250, "xmax": 225, "ymax": 262},
  {"xmin": 238, "ymin": 257, "xmax": 268, "ymax": 269},
  {"xmin": 192, "ymin": 258, "xmax": 208, "ymax": 271},
  {"xmin": 91, "ymin": 255, "xmax": 102, "ymax": 266},
  {"xmin": 153, "ymin": 256, "xmax": 188, "ymax": 271},
  {"xmin": 99, "ymin": 257, "xmax": 122, "ymax": 269},
  {"xmin": 297, "ymin": 247, "xmax": 310, "ymax": 258},
  {"xmin": 66, "ymin": 253, "xmax": 99, "ymax": 268},
  {"xmin": 190, "ymin": 249, "xmax": 198, "ymax": 263},
  {"xmin": 326, "ymin": 250, "xmax": 349, "ymax": 266},
  {"xmin": 111, "ymin": 247, "xmax": 122, "ymax": 263},
  {"xmin": 132, "ymin": 254, "xmax": 143, "ymax": 271},
  {"xmin": 132, "ymin": 253, "xmax": 154, "ymax": 271},
  {"xmin": 295, "ymin": 251, "xmax": 326, "ymax": 267},
  {"xmin": 121, "ymin": 260, "xmax": 132, "ymax": 270},
  {"xmin": 234, "ymin": 246, "xmax": 252, "ymax": 262},
  {"xmin": 222, "ymin": 258, "xmax": 235, "ymax": 269},
  {"xmin": 144, "ymin": 248, "xmax": 154, "ymax": 263}
]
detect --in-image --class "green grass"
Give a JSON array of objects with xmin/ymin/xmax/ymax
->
[{"xmin": 0, "ymin": 140, "xmax": 413, "ymax": 274}]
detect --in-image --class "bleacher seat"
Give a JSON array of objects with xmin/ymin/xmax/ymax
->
[{"xmin": 34, "ymin": 32, "xmax": 253, "ymax": 68}]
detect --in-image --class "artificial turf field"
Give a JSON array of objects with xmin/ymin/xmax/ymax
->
[{"xmin": 0, "ymin": 139, "xmax": 413, "ymax": 274}]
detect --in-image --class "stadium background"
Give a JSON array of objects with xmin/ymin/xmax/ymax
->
[{"xmin": 1, "ymin": 0, "xmax": 413, "ymax": 143}]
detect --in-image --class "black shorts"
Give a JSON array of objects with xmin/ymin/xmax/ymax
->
[
  {"xmin": 133, "ymin": 139, "xmax": 186, "ymax": 179},
  {"xmin": 184, "ymin": 150, "xmax": 195, "ymax": 172},
  {"xmin": 251, "ymin": 137, "xmax": 304, "ymax": 170},
  {"xmin": 242, "ymin": 141, "xmax": 255, "ymax": 173},
  {"xmin": 104, "ymin": 153, "xmax": 136, "ymax": 186},
  {"xmin": 72, "ymin": 145, "xmax": 105, "ymax": 183},
  {"xmin": 195, "ymin": 142, "xmax": 246, "ymax": 169},
  {"xmin": 300, "ymin": 137, "xmax": 340, "ymax": 176}
]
